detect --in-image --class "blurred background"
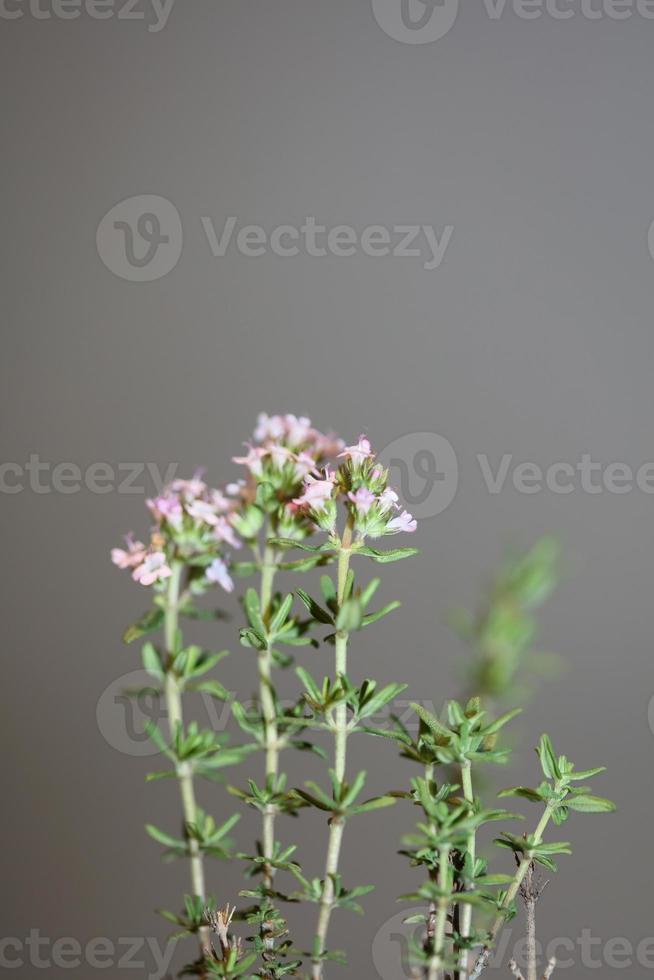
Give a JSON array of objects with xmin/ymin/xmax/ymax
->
[{"xmin": 2, "ymin": 0, "xmax": 654, "ymax": 976}]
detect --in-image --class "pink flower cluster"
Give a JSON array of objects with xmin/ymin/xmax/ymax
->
[
  {"xmin": 112, "ymin": 419, "xmax": 417, "ymax": 592},
  {"xmin": 146, "ymin": 473, "xmax": 240, "ymax": 550},
  {"xmin": 294, "ymin": 435, "xmax": 417, "ymax": 538},
  {"xmin": 233, "ymin": 414, "xmax": 343, "ymax": 485},
  {"xmin": 229, "ymin": 413, "xmax": 345, "ymax": 540},
  {"xmin": 112, "ymin": 473, "xmax": 241, "ymax": 592},
  {"xmin": 111, "ymin": 534, "xmax": 173, "ymax": 586}
]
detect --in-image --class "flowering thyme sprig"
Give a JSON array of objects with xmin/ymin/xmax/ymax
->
[
  {"xmin": 112, "ymin": 476, "xmax": 248, "ymax": 975},
  {"xmin": 292, "ymin": 434, "xmax": 417, "ymax": 543},
  {"xmin": 275, "ymin": 435, "xmax": 418, "ymax": 978},
  {"xmin": 227, "ymin": 414, "xmax": 344, "ymax": 978}
]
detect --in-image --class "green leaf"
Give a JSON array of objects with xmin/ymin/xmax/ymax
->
[
  {"xmin": 296, "ymin": 666, "xmax": 321, "ymax": 700},
  {"xmin": 480, "ymin": 708, "xmax": 522, "ymax": 736},
  {"xmin": 361, "ymin": 601, "xmax": 401, "ymax": 627},
  {"xmin": 476, "ymin": 874, "xmax": 515, "ymax": 885},
  {"xmin": 239, "ymin": 627, "xmax": 267, "ymax": 651},
  {"xmin": 269, "ymin": 593, "xmax": 294, "ymax": 634},
  {"xmin": 350, "ymin": 795, "xmax": 396, "ymax": 816},
  {"xmin": 187, "ymin": 679, "xmax": 230, "ymax": 700},
  {"xmin": 320, "ymin": 575, "xmax": 337, "ymax": 605},
  {"xmin": 123, "ymin": 607, "xmax": 164, "ymax": 644},
  {"xmin": 536, "ymin": 733, "xmax": 560, "ymax": 780},
  {"xmin": 566, "ymin": 795, "xmax": 616, "ymax": 813},
  {"xmin": 143, "ymin": 720, "xmax": 172, "ymax": 757},
  {"xmin": 411, "ymin": 703, "xmax": 452, "ymax": 740},
  {"xmin": 497, "ymin": 786, "xmax": 545, "ymax": 803},
  {"xmin": 145, "ymin": 824, "xmax": 185, "ymax": 850},
  {"xmin": 336, "ymin": 598, "xmax": 363, "ymax": 632},
  {"xmin": 279, "ymin": 555, "xmax": 327, "ymax": 572},
  {"xmin": 243, "ymin": 588, "xmax": 264, "ymax": 632},
  {"xmin": 268, "ymin": 537, "xmax": 326, "ymax": 553},
  {"xmin": 359, "ymin": 578, "xmax": 381, "ymax": 606},
  {"xmin": 567, "ymin": 767, "xmax": 606, "ymax": 781},
  {"xmin": 356, "ymin": 546, "xmax": 419, "ymax": 564},
  {"xmin": 296, "ymin": 589, "xmax": 334, "ymax": 625},
  {"xmin": 141, "ymin": 641, "xmax": 164, "ymax": 680}
]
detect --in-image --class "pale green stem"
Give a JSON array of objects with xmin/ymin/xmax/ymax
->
[
  {"xmin": 163, "ymin": 561, "xmax": 210, "ymax": 960},
  {"xmin": 427, "ymin": 844, "xmax": 451, "ymax": 980},
  {"xmin": 422, "ymin": 762, "xmax": 439, "ymax": 971},
  {"xmin": 258, "ymin": 540, "xmax": 278, "ymax": 890},
  {"xmin": 311, "ymin": 525, "xmax": 353, "ymax": 980},
  {"xmin": 457, "ymin": 760, "xmax": 475, "ymax": 979}
]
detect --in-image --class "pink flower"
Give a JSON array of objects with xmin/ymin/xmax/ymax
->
[
  {"xmin": 347, "ymin": 487, "xmax": 376, "ymax": 516},
  {"xmin": 209, "ymin": 488, "xmax": 232, "ymax": 513},
  {"xmin": 378, "ymin": 487, "xmax": 399, "ymax": 513},
  {"xmin": 132, "ymin": 552, "xmax": 173, "ymax": 586},
  {"xmin": 214, "ymin": 516, "xmax": 241, "ymax": 549},
  {"xmin": 186, "ymin": 499, "xmax": 220, "ymax": 526},
  {"xmin": 171, "ymin": 472, "xmax": 207, "ymax": 499},
  {"xmin": 206, "ymin": 557, "xmax": 234, "ymax": 593},
  {"xmin": 233, "ymin": 445, "xmax": 266, "ymax": 478},
  {"xmin": 254, "ymin": 413, "xmax": 286, "ymax": 443},
  {"xmin": 284, "ymin": 414, "xmax": 312, "ymax": 447},
  {"xmin": 386, "ymin": 509, "xmax": 417, "ymax": 534},
  {"xmin": 268, "ymin": 444, "xmax": 294, "ymax": 469},
  {"xmin": 294, "ymin": 471, "xmax": 335, "ymax": 510},
  {"xmin": 338, "ymin": 435, "xmax": 374, "ymax": 467},
  {"xmin": 111, "ymin": 535, "xmax": 147, "ymax": 569},
  {"xmin": 146, "ymin": 494, "xmax": 183, "ymax": 528},
  {"xmin": 313, "ymin": 432, "xmax": 345, "ymax": 458},
  {"xmin": 293, "ymin": 451, "xmax": 316, "ymax": 481},
  {"xmin": 225, "ymin": 479, "xmax": 245, "ymax": 497}
]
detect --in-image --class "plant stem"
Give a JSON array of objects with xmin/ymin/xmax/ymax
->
[
  {"xmin": 469, "ymin": 802, "xmax": 557, "ymax": 980},
  {"xmin": 311, "ymin": 524, "xmax": 352, "ymax": 980},
  {"xmin": 258, "ymin": 540, "xmax": 278, "ymax": 890},
  {"xmin": 427, "ymin": 844, "xmax": 451, "ymax": 980},
  {"xmin": 424, "ymin": 763, "xmax": 438, "ymax": 957},
  {"xmin": 524, "ymin": 865, "xmax": 537, "ymax": 980},
  {"xmin": 163, "ymin": 561, "xmax": 210, "ymax": 961},
  {"xmin": 457, "ymin": 760, "xmax": 475, "ymax": 980}
]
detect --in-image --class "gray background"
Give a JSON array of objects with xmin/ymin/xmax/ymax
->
[{"xmin": 2, "ymin": 0, "xmax": 654, "ymax": 976}]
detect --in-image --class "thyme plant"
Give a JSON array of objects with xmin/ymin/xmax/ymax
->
[
  {"xmin": 227, "ymin": 414, "xmax": 345, "ymax": 977},
  {"xmin": 110, "ymin": 414, "xmax": 613, "ymax": 980},
  {"xmin": 277, "ymin": 435, "xmax": 417, "ymax": 977},
  {"xmin": 112, "ymin": 476, "xmax": 250, "ymax": 975},
  {"xmin": 392, "ymin": 704, "xmax": 614, "ymax": 980}
]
